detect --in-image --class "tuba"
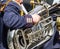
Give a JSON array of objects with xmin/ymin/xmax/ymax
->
[{"xmin": 7, "ymin": 0, "xmax": 60, "ymax": 49}]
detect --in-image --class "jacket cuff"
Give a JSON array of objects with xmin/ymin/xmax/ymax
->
[{"xmin": 24, "ymin": 14, "xmax": 33, "ymax": 28}]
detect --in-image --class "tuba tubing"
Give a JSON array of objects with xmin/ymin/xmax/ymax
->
[
  {"xmin": 7, "ymin": 2, "xmax": 60, "ymax": 49},
  {"xmin": 20, "ymin": 4, "xmax": 28, "ymax": 14}
]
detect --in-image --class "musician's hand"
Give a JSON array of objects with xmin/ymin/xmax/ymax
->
[{"xmin": 32, "ymin": 14, "xmax": 41, "ymax": 24}]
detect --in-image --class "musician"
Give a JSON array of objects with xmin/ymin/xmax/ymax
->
[
  {"xmin": 0, "ymin": 0, "xmax": 41, "ymax": 49},
  {"xmin": 3, "ymin": 0, "xmax": 41, "ymax": 29}
]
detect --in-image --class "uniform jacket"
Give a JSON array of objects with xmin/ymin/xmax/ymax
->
[
  {"xmin": 0, "ymin": 1, "xmax": 33, "ymax": 49},
  {"xmin": 3, "ymin": 1, "xmax": 33, "ymax": 29}
]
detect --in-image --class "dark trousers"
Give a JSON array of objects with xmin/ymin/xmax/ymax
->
[
  {"xmin": 0, "ymin": 17, "xmax": 8, "ymax": 49},
  {"xmin": 0, "ymin": 17, "xmax": 5, "ymax": 49}
]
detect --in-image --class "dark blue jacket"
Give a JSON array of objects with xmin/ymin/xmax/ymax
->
[
  {"xmin": 43, "ymin": 26, "xmax": 60, "ymax": 49},
  {"xmin": 0, "ymin": 0, "xmax": 7, "ymax": 4},
  {"xmin": 3, "ymin": 1, "xmax": 33, "ymax": 29},
  {"xmin": 0, "ymin": 1, "xmax": 33, "ymax": 49}
]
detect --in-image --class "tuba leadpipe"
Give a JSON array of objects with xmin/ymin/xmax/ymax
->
[{"xmin": 20, "ymin": 4, "xmax": 28, "ymax": 14}]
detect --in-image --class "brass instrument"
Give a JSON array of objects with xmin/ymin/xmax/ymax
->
[
  {"xmin": 7, "ymin": 0, "xmax": 60, "ymax": 49},
  {"xmin": 56, "ymin": 17, "xmax": 60, "ymax": 31}
]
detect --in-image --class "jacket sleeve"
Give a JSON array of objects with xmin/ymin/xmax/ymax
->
[{"xmin": 3, "ymin": 11, "xmax": 33, "ymax": 29}]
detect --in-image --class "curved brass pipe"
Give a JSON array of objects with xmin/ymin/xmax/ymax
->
[{"xmin": 56, "ymin": 17, "xmax": 60, "ymax": 31}]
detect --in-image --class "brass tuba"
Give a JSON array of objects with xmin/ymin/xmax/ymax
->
[{"xmin": 7, "ymin": 0, "xmax": 60, "ymax": 49}]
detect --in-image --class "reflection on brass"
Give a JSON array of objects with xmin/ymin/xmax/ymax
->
[
  {"xmin": 56, "ymin": 17, "xmax": 60, "ymax": 31},
  {"xmin": 20, "ymin": 10, "xmax": 24, "ymax": 16}
]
